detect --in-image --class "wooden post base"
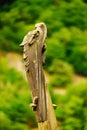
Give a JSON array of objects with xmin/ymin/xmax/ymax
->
[{"xmin": 38, "ymin": 121, "xmax": 50, "ymax": 130}]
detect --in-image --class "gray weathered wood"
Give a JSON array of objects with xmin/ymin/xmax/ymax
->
[
  {"xmin": 20, "ymin": 23, "xmax": 47, "ymax": 122},
  {"xmin": 20, "ymin": 23, "xmax": 58, "ymax": 130}
]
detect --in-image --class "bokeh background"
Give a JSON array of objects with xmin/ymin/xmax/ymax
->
[{"xmin": 0, "ymin": 0, "xmax": 87, "ymax": 130}]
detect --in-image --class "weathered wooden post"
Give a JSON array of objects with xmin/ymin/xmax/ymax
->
[{"xmin": 20, "ymin": 23, "xmax": 58, "ymax": 130}]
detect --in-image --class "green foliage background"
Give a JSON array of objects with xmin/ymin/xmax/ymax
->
[{"xmin": 0, "ymin": 0, "xmax": 87, "ymax": 129}]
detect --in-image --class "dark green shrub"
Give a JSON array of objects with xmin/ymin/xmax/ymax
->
[
  {"xmin": 45, "ymin": 38, "xmax": 65, "ymax": 68},
  {"xmin": 11, "ymin": 123, "xmax": 28, "ymax": 130},
  {"xmin": 48, "ymin": 60, "xmax": 74, "ymax": 87},
  {"xmin": 62, "ymin": 27, "xmax": 87, "ymax": 76},
  {"xmin": 68, "ymin": 46, "xmax": 87, "ymax": 76},
  {"xmin": 55, "ymin": 82, "xmax": 87, "ymax": 130}
]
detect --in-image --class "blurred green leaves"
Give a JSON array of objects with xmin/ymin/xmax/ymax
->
[
  {"xmin": 48, "ymin": 60, "xmax": 74, "ymax": 87},
  {"xmin": 53, "ymin": 82, "xmax": 87, "ymax": 130},
  {"xmin": 0, "ymin": 58, "xmax": 37, "ymax": 130},
  {"xmin": 0, "ymin": 0, "xmax": 87, "ymax": 129},
  {"xmin": 0, "ymin": 0, "xmax": 87, "ymax": 75}
]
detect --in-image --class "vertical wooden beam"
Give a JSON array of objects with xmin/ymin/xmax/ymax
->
[
  {"xmin": 20, "ymin": 23, "xmax": 58, "ymax": 130},
  {"xmin": 46, "ymin": 84, "xmax": 58, "ymax": 130},
  {"xmin": 38, "ymin": 121, "xmax": 50, "ymax": 130}
]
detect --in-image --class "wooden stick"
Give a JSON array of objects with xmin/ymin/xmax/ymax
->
[
  {"xmin": 20, "ymin": 23, "xmax": 58, "ymax": 130},
  {"xmin": 38, "ymin": 121, "xmax": 50, "ymax": 130},
  {"xmin": 46, "ymin": 84, "xmax": 58, "ymax": 130}
]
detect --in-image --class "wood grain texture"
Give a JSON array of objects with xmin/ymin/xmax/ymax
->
[
  {"xmin": 20, "ymin": 23, "xmax": 47, "ymax": 122},
  {"xmin": 38, "ymin": 121, "xmax": 50, "ymax": 130},
  {"xmin": 20, "ymin": 23, "xmax": 58, "ymax": 130},
  {"xmin": 46, "ymin": 85, "xmax": 58, "ymax": 130}
]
